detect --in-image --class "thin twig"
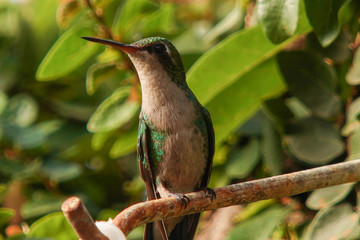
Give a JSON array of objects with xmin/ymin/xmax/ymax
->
[{"xmin": 63, "ymin": 159, "xmax": 360, "ymax": 238}]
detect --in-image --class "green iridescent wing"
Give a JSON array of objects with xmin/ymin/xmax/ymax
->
[
  {"xmin": 137, "ymin": 118, "xmax": 168, "ymax": 240},
  {"xmin": 138, "ymin": 119, "xmax": 156, "ymax": 199},
  {"xmin": 200, "ymin": 107, "xmax": 215, "ymax": 188}
]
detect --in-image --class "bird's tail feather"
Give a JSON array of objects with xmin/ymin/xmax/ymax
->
[{"xmin": 144, "ymin": 213, "xmax": 200, "ymax": 240}]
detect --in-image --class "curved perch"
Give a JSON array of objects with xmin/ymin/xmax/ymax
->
[{"xmin": 63, "ymin": 159, "xmax": 360, "ymax": 238}]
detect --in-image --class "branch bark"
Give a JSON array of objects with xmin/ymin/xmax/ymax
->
[
  {"xmin": 63, "ymin": 159, "xmax": 360, "ymax": 239},
  {"xmin": 62, "ymin": 197, "xmax": 109, "ymax": 240}
]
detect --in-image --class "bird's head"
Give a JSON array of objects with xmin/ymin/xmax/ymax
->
[{"xmin": 82, "ymin": 37, "xmax": 186, "ymax": 85}]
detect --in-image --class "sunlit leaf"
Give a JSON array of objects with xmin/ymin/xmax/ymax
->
[
  {"xmin": 341, "ymin": 98, "xmax": 360, "ymax": 136},
  {"xmin": 87, "ymin": 87, "xmax": 140, "ymax": 132},
  {"xmin": 28, "ymin": 212, "xmax": 77, "ymax": 240},
  {"xmin": 304, "ymin": 204, "xmax": 358, "ymax": 240},
  {"xmin": 258, "ymin": 0, "xmax": 299, "ymax": 43},
  {"xmin": 346, "ymin": 47, "xmax": 360, "ymax": 85},
  {"xmin": 285, "ymin": 116, "xmax": 344, "ymax": 165},
  {"xmin": 277, "ymin": 51, "xmax": 341, "ymax": 118},
  {"xmin": 304, "ymin": 0, "xmax": 346, "ymax": 47},
  {"xmin": 348, "ymin": 129, "xmax": 360, "ymax": 160},
  {"xmin": 306, "ymin": 183, "xmax": 355, "ymax": 210},
  {"xmin": 187, "ymin": 9, "xmax": 311, "ymax": 144},
  {"xmin": 36, "ymin": 26, "xmax": 99, "ymax": 81}
]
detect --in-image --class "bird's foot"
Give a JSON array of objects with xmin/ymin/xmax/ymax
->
[
  {"xmin": 168, "ymin": 193, "xmax": 190, "ymax": 208},
  {"xmin": 203, "ymin": 187, "xmax": 216, "ymax": 201}
]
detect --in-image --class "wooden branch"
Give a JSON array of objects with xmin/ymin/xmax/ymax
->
[
  {"xmin": 62, "ymin": 197, "xmax": 109, "ymax": 240},
  {"xmin": 113, "ymin": 159, "xmax": 360, "ymax": 235},
  {"xmin": 63, "ymin": 159, "xmax": 360, "ymax": 238}
]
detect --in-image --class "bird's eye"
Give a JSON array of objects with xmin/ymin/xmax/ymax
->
[{"xmin": 154, "ymin": 44, "xmax": 166, "ymax": 54}]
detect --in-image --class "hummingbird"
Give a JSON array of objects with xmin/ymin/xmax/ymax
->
[{"xmin": 82, "ymin": 36, "xmax": 215, "ymax": 240}]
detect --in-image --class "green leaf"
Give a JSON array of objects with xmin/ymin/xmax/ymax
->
[
  {"xmin": 233, "ymin": 199, "xmax": 276, "ymax": 222},
  {"xmin": 56, "ymin": 0, "xmax": 80, "ymax": 29},
  {"xmin": 22, "ymin": 194, "xmax": 64, "ymax": 219},
  {"xmin": 86, "ymin": 61, "xmax": 119, "ymax": 95},
  {"xmin": 36, "ymin": 26, "xmax": 99, "ymax": 81},
  {"xmin": 142, "ymin": 3, "xmax": 176, "ymax": 35},
  {"xmin": 262, "ymin": 97, "xmax": 294, "ymax": 123},
  {"xmin": 51, "ymin": 101, "xmax": 94, "ymax": 121},
  {"xmin": 91, "ymin": 131, "xmax": 113, "ymax": 151},
  {"xmin": 304, "ymin": 0, "xmax": 346, "ymax": 47},
  {"xmin": 277, "ymin": 51, "xmax": 341, "ymax": 118},
  {"xmin": 346, "ymin": 47, "xmax": 360, "ymax": 85},
  {"xmin": 41, "ymin": 159, "xmax": 82, "ymax": 182},
  {"xmin": 226, "ymin": 205, "xmax": 291, "ymax": 240},
  {"xmin": 348, "ymin": 129, "xmax": 360, "ymax": 160},
  {"xmin": 0, "ymin": 157, "xmax": 40, "ymax": 179},
  {"xmin": 188, "ymin": 21, "xmax": 309, "ymax": 105},
  {"xmin": 225, "ymin": 138, "xmax": 260, "ymax": 179},
  {"xmin": 285, "ymin": 97, "xmax": 311, "ymax": 118},
  {"xmin": 285, "ymin": 116, "xmax": 345, "ymax": 165},
  {"xmin": 1, "ymin": 120, "xmax": 62, "ymax": 150},
  {"xmin": 306, "ymin": 183, "xmax": 355, "ymax": 210},
  {"xmin": 6, "ymin": 93, "xmax": 39, "ymax": 127},
  {"xmin": 87, "ymin": 87, "xmax": 140, "ymax": 132},
  {"xmin": 306, "ymin": 31, "xmax": 352, "ymax": 63},
  {"xmin": 110, "ymin": 124, "xmax": 138, "ymax": 158},
  {"xmin": 341, "ymin": 98, "xmax": 360, "ymax": 136},
  {"xmin": 258, "ymin": 0, "xmax": 299, "ymax": 43},
  {"xmin": 206, "ymin": 58, "xmax": 286, "ymax": 144},
  {"xmin": 204, "ymin": 5, "xmax": 246, "ymax": 45},
  {"xmin": 338, "ymin": 0, "xmax": 360, "ymax": 37},
  {"xmin": 304, "ymin": 204, "xmax": 359, "ymax": 240},
  {"xmin": 0, "ymin": 208, "xmax": 15, "ymax": 227},
  {"xmin": 112, "ymin": 0, "xmax": 158, "ymax": 38},
  {"xmin": 187, "ymin": 9, "xmax": 311, "ymax": 144},
  {"xmin": 28, "ymin": 212, "xmax": 78, "ymax": 240},
  {"xmin": 0, "ymin": 90, "xmax": 7, "ymax": 114},
  {"xmin": 261, "ymin": 118, "xmax": 283, "ymax": 175}
]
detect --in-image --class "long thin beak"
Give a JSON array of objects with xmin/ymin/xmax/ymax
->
[{"xmin": 81, "ymin": 37, "xmax": 139, "ymax": 53}]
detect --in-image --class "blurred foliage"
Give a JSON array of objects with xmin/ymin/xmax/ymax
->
[{"xmin": 0, "ymin": 0, "xmax": 359, "ymax": 239}]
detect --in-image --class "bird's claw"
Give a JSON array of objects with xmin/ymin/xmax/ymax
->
[
  {"xmin": 203, "ymin": 187, "xmax": 216, "ymax": 201},
  {"xmin": 168, "ymin": 193, "xmax": 190, "ymax": 208}
]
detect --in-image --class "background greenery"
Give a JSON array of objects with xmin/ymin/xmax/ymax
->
[{"xmin": 0, "ymin": 0, "xmax": 359, "ymax": 239}]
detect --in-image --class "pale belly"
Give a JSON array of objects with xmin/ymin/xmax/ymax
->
[{"xmin": 156, "ymin": 124, "xmax": 208, "ymax": 195}]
